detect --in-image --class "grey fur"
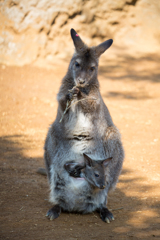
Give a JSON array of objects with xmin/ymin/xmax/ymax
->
[{"xmin": 44, "ymin": 29, "xmax": 124, "ymax": 222}]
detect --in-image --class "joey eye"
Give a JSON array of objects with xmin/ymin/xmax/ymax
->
[
  {"xmin": 95, "ymin": 173, "xmax": 99, "ymax": 178},
  {"xmin": 90, "ymin": 66, "xmax": 95, "ymax": 72},
  {"xmin": 75, "ymin": 62, "xmax": 80, "ymax": 68}
]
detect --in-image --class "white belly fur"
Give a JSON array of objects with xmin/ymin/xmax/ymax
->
[
  {"xmin": 67, "ymin": 111, "xmax": 92, "ymax": 135},
  {"xmin": 74, "ymin": 112, "xmax": 92, "ymax": 133},
  {"xmin": 69, "ymin": 176, "xmax": 86, "ymax": 191}
]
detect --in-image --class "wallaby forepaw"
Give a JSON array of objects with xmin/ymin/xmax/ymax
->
[
  {"xmin": 68, "ymin": 86, "xmax": 79, "ymax": 98},
  {"xmin": 46, "ymin": 205, "xmax": 61, "ymax": 220},
  {"xmin": 100, "ymin": 208, "xmax": 114, "ymax": 223},
  {"xmin": 72, "ymin": 87, "xmax": 79, "ymax": 95}
]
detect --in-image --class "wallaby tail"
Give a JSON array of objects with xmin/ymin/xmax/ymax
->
[{"xmin": 36, "ymin": 167, "xmax": 47, "ymax": 176}]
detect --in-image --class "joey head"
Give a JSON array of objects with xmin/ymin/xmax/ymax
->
[
  {"xmin": 82, "ymin": 153, "xmax": 112, "ymax": 189},
  {"xmin": 64, "ymin": 153, "xmax": 112, "ymax": 189}
]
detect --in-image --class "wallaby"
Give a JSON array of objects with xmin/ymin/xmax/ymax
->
[
  {"xmin": 44, "ymin": 29, "xmax": 124, "ymax": 223},
  {"xmin": 37, "ymin": 153, "xmax": 112, "ymax": 189},
  {"xmin": 64, "ymin": 153, "xmax": 112, "ymax": 189}
]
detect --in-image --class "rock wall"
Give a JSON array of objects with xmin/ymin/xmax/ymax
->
[{"xmin": 0, "ymin": 0, "xmax": 160, "ymax": 66}]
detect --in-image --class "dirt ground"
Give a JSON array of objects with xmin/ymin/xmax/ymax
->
[{"xmin": 0, "ymin": 53, "xmax": 160, "ymax": 240}]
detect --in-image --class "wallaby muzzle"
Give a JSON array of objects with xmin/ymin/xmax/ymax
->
[
  {"xmin": 77, "ymin": 77, "xmax": 85, "ymax": 85},
  {"xmin": 95, "ymin": 182, "xmax": 106, "ymax": 189}
]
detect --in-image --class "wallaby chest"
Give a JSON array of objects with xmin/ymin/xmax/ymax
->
[{"xmin": 65, "ymin": 107, "xmax": 93, "ymax": 137}]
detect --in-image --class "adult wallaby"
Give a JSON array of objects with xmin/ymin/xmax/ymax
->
[{"xmin": 44, "ymin": 29, "xmax": 124, "ymax": 223}]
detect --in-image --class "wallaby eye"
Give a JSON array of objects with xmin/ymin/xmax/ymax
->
[
  {"xmin": 90, "ymin": 66, "xmax": 95, "ymax": 72},
  {"xmin": 75, "ymin": 61, "xmax": 80, "ymax": 68},
  {"xmin": 95, "ymin": 173, "xmax": 99, "ymax": 178}
]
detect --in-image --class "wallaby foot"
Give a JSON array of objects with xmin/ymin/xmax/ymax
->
[
  {"xmin": 64, "ymin": 162, "xmax": 85, "ymax": 178},
  {"xmin": 46, "ymin": 205, "xmax": 61, "ymax": 220},
  {"xmin": 100, "ymin": 207, "xmax": 114, "ymax": 223}
]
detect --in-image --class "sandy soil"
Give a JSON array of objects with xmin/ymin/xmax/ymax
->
[{"xmin": 0, "ymin": 53, "xmax": 160, "ymax": 240}]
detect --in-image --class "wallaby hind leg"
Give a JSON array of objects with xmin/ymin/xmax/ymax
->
[
  {"xmin": 64, "ymin": 162, "xmax": 85, "ymax": 178},
  {"xmin": 100, "ymin": 207, "xmax": 114, "ymax": 223},
  {"xmin": 46, "ymin": 205, "xmax": 61, "ymax": 220}
]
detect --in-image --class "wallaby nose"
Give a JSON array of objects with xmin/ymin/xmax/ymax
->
[
  {"xmin": 100, "ymin": 185, "xmax": 106, "ymax": 189},
  {"xmin": 78, "ymin": 78, "xmax": 85, "ymax": 85}
]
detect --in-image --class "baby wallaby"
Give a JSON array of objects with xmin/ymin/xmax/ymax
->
[{"xmin": 64, "ymin": 153, "xmax": 112, "ymax": 189}]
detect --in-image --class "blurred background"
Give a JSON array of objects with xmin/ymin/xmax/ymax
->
[
  {"xmin": 0, "ymin": 1, "xmax": 160, "ymax": 239},
  {"xmin": 0, "ymin": 0, "xmax": 160, "ymax": 66}
]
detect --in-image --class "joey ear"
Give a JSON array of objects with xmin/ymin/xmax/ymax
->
[
  {"xmin": 102, "ymin": 157, "xmax": 112, "ymax": 167},
  {"xmin": 95, "ymin": 39, "xmax": 113, "ymax": 57},
  {"xmin": 70, "ymin": 28, "xmax": 87, "ymax": 53},
  {"xmin": 83, "ymin": 153, "xmax": 93, "ymax": 167}
]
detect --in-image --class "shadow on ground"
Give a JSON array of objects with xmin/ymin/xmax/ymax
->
[
  {"xmin": 103, "ymin": 90, "xmax": 151, "ymax": 100},
  {"xmin": 99, "ymin": 54, "xmax": 160, "ymax": 83}
]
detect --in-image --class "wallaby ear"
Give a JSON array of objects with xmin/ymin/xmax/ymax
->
[
  {"xmin": 70, "ymin": 28, "xmax": 86, "ymax": 53},
  {"xmin": 83, "ymin": 153, "xmax": 93, "ymax": 167},
  {"xmin": 95, "ymin": 39, "xmax": 113, "ymax": 57},
  {"xmin": 102, "ymin": 157, "xmax": 112, "ymax": 167}
]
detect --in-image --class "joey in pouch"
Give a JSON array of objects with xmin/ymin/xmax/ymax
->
[{"xmin": 64, "ymin": 153, "xmax": 112, "ymax": 190}]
